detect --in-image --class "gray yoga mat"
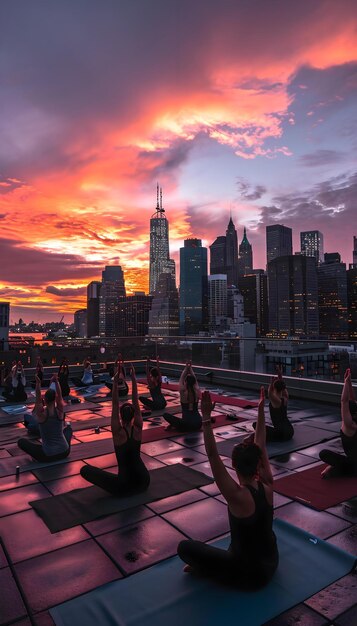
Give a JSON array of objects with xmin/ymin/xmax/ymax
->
[
  {"xmin": 30, "ymin": 464, "xmax": 214, "ymax": 532},
  {"xmin": 216, "ymin": 424, "xmax": 337, "ymax": 459},
  {"xmin": 50, "ymin": 518, "xmax": 356, "ymax": 626}
]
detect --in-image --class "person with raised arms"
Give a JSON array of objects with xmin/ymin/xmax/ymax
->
[
  {"xmin": 163, "ymin": 361, "xmax": 202, "ymax": 431},
  {"xmin": 255, "ymin": 365, "xmax": 293, "ymax": 442},
  {"xmin": 178, "ymin": 386, "xmax": 279, "ymax": 589},
  {"xmin": 105, "ymin": 354, "xmax": 129, "ymax": 397},
  {"xmin": 139, "ymin": 356, "xmax": 167, "ymax": 412},
  {"xmin": 80, "ymin": 364, "xmax": 150, "ymax": 495},
  {"xmin": 320, "ymin": 368, "xmax": 357, "ymax": 478},
  {"xmin": 18, "ymin": 374, "xmax": 72, "ymax": 462}
]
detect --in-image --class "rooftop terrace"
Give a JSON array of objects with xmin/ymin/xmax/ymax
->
[{"xmin": 0, "ymin": 364, "xmax": 356, "ymax": 626}]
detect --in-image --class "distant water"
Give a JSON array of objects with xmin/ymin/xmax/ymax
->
[{"xmin": 9, "ymin": 333, "xmax": 53, "ymax": 345}]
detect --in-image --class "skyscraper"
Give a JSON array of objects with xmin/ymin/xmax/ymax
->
[
  {"xmin": 149, "ymin": 185, "xmax": 171, "ymax": 295},
  {"xmin": 353, "ymin": 236, "xmax": 357, "ymax": 267},
  {"xmin": 0, "ymin": 302, "xmax": 10, "ymax": 350},
  {"xmin": 239, "ymin": 271, "xmax": 268, "ymax": 336},
  {"xmin": 179, "ymin": 239, "xmax": 208, "ymax": 335},
  {"xmin": 208, "ymin": 274, "xmax": 227, "ymax": 332},
  {"xmin": 266, "ymin": 224, "xmax": 293, "ymax": 265},
  {"xmin": 300, "ymin": 230, "xmax": 324, "ymax": 264},
  {"xmin": 87, "ymin": 281, "xmax": 101, "ymax": 337},
  {"xmin": 238, "ymin": 227, "xmax": 253, "ymax": 277},
  {"xmin": 99, "ymin": 265, "xmax": 126, "ymax": 337},
  {"xmin": 347, "ymin": 265, "xmax": 357, "ymax": 339},
  {"xmin": 318, "ymin": 253, "xmax": 348, "ymax": 339},
  {"xmin": 209, "ymin": 236, "xmax": 226, "ymax": 275},
  {"xmin": 118, "ymin": 293, "xmax": 152, "ymax": 337},
  {"xmin": 225, "ymin": 216, "xmax": 239, "ymax": 286},
  {"xmin": 74, "ymin": 309, "xmax": 87, "ymax": 338},
  {"xmin": 149, "ymin": 272, "xmax": 179, "ymax": 336},
  {"xmin": 268, "ymin": 255, "xmax": 319, "ymax": 337}
]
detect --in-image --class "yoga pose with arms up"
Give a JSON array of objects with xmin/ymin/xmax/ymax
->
[
  {"xmin": 80, "ymin": 364, "xmax": 150, "ymax": 495},
  {"xmin": 12, "ymin": 361, "xmax": 28, "ymax": 402},
  {"xmin": 139, "ymin": 356, "xmax": 167, "ymax": 412},
  {"xmin": 262, "ymin": 366, "xmax": 293, "ymax": 442},
  {"xmin": 18, "ymin": 374, "xmax": 72, "ymax": 462},
  {"xmin": 58, "ymin": 358, "xmax": 70, "ymax": 397},
  {"xmin": 320, "ymin": 368, "xmax": 357, "ymax": 478},
  {"xmin": 178, "ymin": 386, "xmax": 279, "ymax": 589},
  {"xmin": 105, "ymin": 354, "xmax": 129, "ymax": 397},
  {"xmin": 163, "ymin": 361, "xmax": 201, "ymax": 431}
]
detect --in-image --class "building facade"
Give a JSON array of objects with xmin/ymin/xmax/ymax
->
[
  {"xmin": 208, "ymin": 274, "xmax": 227, "ymax": 332},
  {"xmin": 74, "ymin": 309, "xmax": 87, "ymax": 338},
  {"xmin": 300, "ymin": 230, "xmax": 324, "ymax": 264},
  {"xmin": 149, "ymin": 186, "xmax": 173, "ymax": 294},
  {"xmin": 318, "ymin": 253, "xmax": 348, "ymax": 339},
  {"xmin": 179, "ymin": 239, "xmax": 208, "ymax": 335},
  {"xmin": 87, "ymin": 281, "xmax": 101, "ymax": 337},
  {"xmin": 268, "ymin": 255, "xmax": 319, "ymax": 337},
  {"xmin": 99, "ymin": 265, "xmax": 126, "ymax": 337},
  {"xmin": 347, "ymin": 266, "xmax": 357, "ymax": 339},
  {"xmin": 266, "ymin": 224, "xmax": 293, "ymax": 265},
  {"xmin": 0, "ymin": 302, "xmax": 10, "ymax": 350},
  {"xmin": 118, "ymin": 293, "xmax": 152, "ymax": 337},
  {"xmin": 239, "ymin": 271, "xmax": 268, "ymax": 336},
  {"xmin": 148, "ymin": 272, "xmax": 179, "ymax": 336},
  {"xmin": 238, "ymin": 227, "xmax": 253, "ymax": 277}
]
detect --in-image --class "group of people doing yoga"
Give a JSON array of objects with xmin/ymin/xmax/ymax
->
[
  {"xmin": 6, "ymin": 354, "xmax": 357, "ymax": 588},
  {"xmin": 2, "ymin": 361, "xmax": 28, "ymax": 402}
]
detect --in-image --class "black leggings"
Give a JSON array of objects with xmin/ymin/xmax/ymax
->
[
  {"xmin": 18, "ymin": 425, "xmax": 72, "ymax": 462},
  {"xmin": 163, "ymin": 412, "xmax": 202, "ymax": 432},
  {"xmin": 253, "ymin": 422, "xmax": 294, "ymax": 442},
  {"xmin": 139, "ymin": 395, "xmax": 166, "ymax": 411},
  {"xmin": 178, "ymin": 540, "xmax": 279, "ymax": 590},
  {"xmin": 80, "ymin": 463, "xmax": 150, "ymax": 496},
  {"xmin": 319, "ymin": 449, "xmax": 357, "ymax": 476}
]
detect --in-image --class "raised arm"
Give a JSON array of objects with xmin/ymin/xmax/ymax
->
[
  {"xmin": 52, "ymin": 374, "xmax": 64, "ymax": 413},
  {"xmin": 201, "ymin": 391, "xmax": 240, "ymax": 502},
  {"xmin": 156, "ymin": 356, "xmax": 162, "ymax": 384},
  {"xmin": 130, "ymin": 364, "xmax": 142, "ymax": 430},
  {"xmin": 346, "ymin": 367, "xmax": 356, "ymax": 402},
  {"xmin": 34, "ymin": 375, "xmax": 45, "ymax": 419},
  {"xmin": 254, "ymin": 386, "xmax": 273, "ymax": 486},
  {"xmin": 268, "ymin": 376, "xmax": 279, "ymax": 406},
  {"xmin": 179, "ymin": 362, "xmax": 189, "ymax": 391},
  {"xmin": 110, "ymin": 369, "xmax": 123, "ymax": 444},
  {"xmin": 145, "ymin": 357, "xmax": 151, "ymax": 386},
  {"xmin": 341, "ymin": 369, "xmax": 355, "ymax": 432}
]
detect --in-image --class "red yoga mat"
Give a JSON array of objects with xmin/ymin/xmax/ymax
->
[
  {"xmin": 274, "ymin": 463, "xmax": 357, "ymax": 510},
  {"xmin": 141, "ymin": 411, "xmax": 247, "ymax": 443},
  {"xmin": 161, "ymin": 382, "xmax": 258, "ymax": 409}
]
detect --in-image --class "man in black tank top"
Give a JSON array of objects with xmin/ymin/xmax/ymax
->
[
  {"xmin": 320, "ymin": 369, "xmax": 357, "ymax": 478},
  {"xmin": 178, "ymin": 386, "xmax": 279, "ymax": 589}
]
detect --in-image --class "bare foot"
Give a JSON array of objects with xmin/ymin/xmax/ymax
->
[
  {"xmin": 183, "ymin": 564, "xmax": 193, "ymax": 573},
  {"xmin": 321, "ymin": 465, "xmax": 338, "ymax": 479}
]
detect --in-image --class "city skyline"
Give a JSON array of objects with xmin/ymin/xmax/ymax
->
[{"xmin": 1, "ymin": 0, "xmax": 357, "ymax": 322}]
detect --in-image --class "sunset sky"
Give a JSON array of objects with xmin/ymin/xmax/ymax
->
[{"xmin": 1, "ymin": 0, "xmax": 357, "ymax": 322}]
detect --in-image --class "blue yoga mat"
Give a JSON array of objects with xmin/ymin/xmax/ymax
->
[{"xmin": 50, "ymin": 519, "xmax": 356, "ymax": 626}]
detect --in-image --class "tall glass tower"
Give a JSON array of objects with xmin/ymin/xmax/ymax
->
[
  {"xmin": 238, "ymin": 227, "xmax": 253, "ymax": 277},
  {"xmin": 149, "ymin": 185, "xmax": 170, "ymax": 295},
  {"xmin": 179, "ymin": 239, "xmax": 208, "ymax": 335}
]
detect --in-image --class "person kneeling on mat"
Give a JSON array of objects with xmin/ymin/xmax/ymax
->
[
  {"xmin": 320, "ymin": 368, "xmax": 357, "ymax": 478},
  {"xmin": 178, "ymin": 386, "xmax": 279, "ymax": 590},
  {"xmin": 18, "ymin": 374, "xmax": 72, "ymax": 462},
  {"xmin": 80, "ymin": 363, "xmax": 150, "ymax": 495},
  {"xmin": 163, "ymin": 361, "xmax": 202, "ymax": 432},
  {"xmin": 139, "ymin": 357, "xmax": 167, "ymax": 412}
]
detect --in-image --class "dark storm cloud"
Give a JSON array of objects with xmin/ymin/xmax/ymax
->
[
  {"xmin": 46, "ymin": 285, "xmax": 87, "ymax": 297},
  {"xmin": 0, "ymin": 238, "xmax": 101, "ymax": 284},
  {"xmin": 236, "ymin": 178, "xmax": 267, "ymax": 201}
]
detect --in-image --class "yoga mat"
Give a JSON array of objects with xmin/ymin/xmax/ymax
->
[
  {"xmin": 216, "ymin": 424, "xmax": 336, "ymax": 459},
  {"xmin": 50, "ymin": 518, "xmax": 356, "ymax": 626},
  {"xmin": 1, "ymin": 405, "xmax": 27, "ymax": 415},
  {"xmin": 274, "ymin": 463, "xmax": 357, "ymax": 510},
  {"xmin": 161, "ymin": 383, "xmax": 257, "ymax": 409},
  {"xmin": 30, "ymin": 464, "xmax": 213, "ymax": 532},
  {"xmin": 305, "ymin": 420, "xmax": 341, "ymax": 434}
]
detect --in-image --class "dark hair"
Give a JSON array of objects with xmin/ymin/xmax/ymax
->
[
  {"xmin": 44, "ymin": 388, "xmax": 56, "ymax": 404},
  {"xmin": 349, "ymin": 400, "xmax": 357, "ymax": 418},
  {"xmin": 274, "ymin": 380, "xmax": 286, "ymax": 393},
  {"xmin": 185, "ymin": 374, "xmax": 196, "ymax": 389},
  {"xmin": 120, "ymin": 402, "xmax": 135, "ymax": 425},
  {"xmin": 232, "ymin": 443, "xmax": 262, "ymax": 477},
  {"xmin": 150, "ymin": 367, "xmax": 159, "ymax": 379}
]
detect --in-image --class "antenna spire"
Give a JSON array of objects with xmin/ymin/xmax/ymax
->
[
  {"xmin": 156, "ymin": 182, "xmax": 160, "ymax": 209},
  {"xmin": 160, "ymin": 187, "xmax": 163, "ymax": 211}
]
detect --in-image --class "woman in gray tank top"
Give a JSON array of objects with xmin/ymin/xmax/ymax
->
[{"xmin": 18, "ymin": 374, "xmax": 72, "ymax": 462}]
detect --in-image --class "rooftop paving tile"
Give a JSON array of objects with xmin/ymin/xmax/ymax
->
[
  {"xmin": 262, "ymin": 603, "xmax": 330, "ymax": 625},
  {"xmin": 83, "ymin": 505, "xmax": 155, "ymax": 536},
  {"xmin": 162, "ymin": 497, "xmax": 229, "ymax": 541},
  {"xmin": 305, "ymin": 572, "xmax": 357, "ymax": 620},
  {"xmin": 147, "ymin": 488, "xmax": 208, "ymax": 514},
  {"xmin": 327, "ymin": 524, "xmax": 357, "ymax": 554},
  {"xmin": 275, "ymin": 502, "xmax": 351, "ymax": 539},
  {"xmin": 0, "ymin": 483, "xmax": 51, "ymax": 517},
  {"xmin": 0, "ymin": 471, "xmax": 38, "ymax": 492},
  {"xmin": 0, "ymin": 566, "xmax": 27, "ymax": 624},
  {"xmin": 14, "ymin": 539, "xmax": 122, "ymax": 613}
]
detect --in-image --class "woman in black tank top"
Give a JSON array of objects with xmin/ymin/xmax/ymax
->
[
  {"xmin": 80, "ymin": 363, "xmax": 150, "ymax": 495},
  {"xmin": 178, "ymin": 386, "xmax": 279, "ymax": 589},
  {"xmin": 139, "ymin": 357, "xmax": 167, "ymax": 411},
  {"xmin": 319, "ymin": 368, "xmax": 357, "ymax": 478}
]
